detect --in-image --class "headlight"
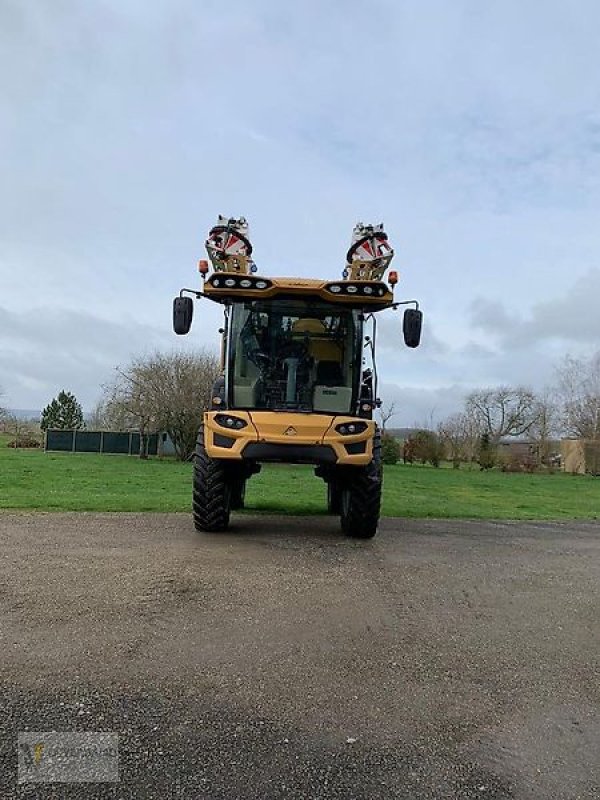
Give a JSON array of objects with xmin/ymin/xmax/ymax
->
[
  {"xmin": 335, "ymin": 421, "xmax": 368, "ymax": 436},
  {"xmin": 215, "ymin": 414, "xmax": 247, "ymax": 430}
]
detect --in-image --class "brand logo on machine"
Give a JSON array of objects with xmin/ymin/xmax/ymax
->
[{"xmin": 284, "ymin": 427, "xmax": 297, "ymax": 436}]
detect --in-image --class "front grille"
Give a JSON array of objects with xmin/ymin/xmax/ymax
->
[{"xmin": 242, "ymin": 443, "xmax": 337, "ymax": 464}]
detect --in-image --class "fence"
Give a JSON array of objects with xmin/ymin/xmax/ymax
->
[{"xmin": 45, "ymin": 429, "xmax": 161, "ymax": 456}]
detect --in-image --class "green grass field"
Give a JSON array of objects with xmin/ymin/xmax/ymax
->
[{"xmin": 1, "ymin": 433, "xmax": 599, "ymax": 518}]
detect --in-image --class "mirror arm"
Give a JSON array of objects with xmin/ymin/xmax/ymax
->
[
  {"xmin": 179, "ymin": 288, "xmax": 205, "ymax": 300},
  {"xmin": 390, "ymin": 299, "xmax": 420, "ymax": 311}
]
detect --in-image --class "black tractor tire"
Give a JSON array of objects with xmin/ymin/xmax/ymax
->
[
  {"xmin": 327, "ymin": 481, "xmax": 342, "ymax": 514},
  {"xmin": 340, "ymin": 432, "xmax": 382, "ymax": 539},
  {"xmin": 193, "ymin": 426, "xmax": 231, "ymax": 532},
  {"xmin": 230, "ymin": 478, "xmax": 246, "ymax": 510}
]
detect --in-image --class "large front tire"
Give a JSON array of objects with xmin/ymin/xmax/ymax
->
[
  {"xmin": 193, "ymin": 426, "xmax": 231, "ymax": 532},
  {"xmin": 340, "ymin": 432, "xmax": 382, "ymax": 539}
]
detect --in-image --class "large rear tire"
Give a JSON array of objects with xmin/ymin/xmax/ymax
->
[
  {"xmin": 340, "ymin": 432, "xmax": 382, "ymax": 539},
  {"xmin": 193, "ymin": 426, "xmax": 231, "ymax": 532}
]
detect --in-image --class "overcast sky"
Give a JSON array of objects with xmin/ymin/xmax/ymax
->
[{"xmin": 2, "ymin": 0, "xmax": 600, "ymax": 424}]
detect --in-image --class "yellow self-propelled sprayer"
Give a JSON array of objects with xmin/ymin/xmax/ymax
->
[{"xmin": 173, "ymin": 216, "xmax": 423, "ymax": 538}]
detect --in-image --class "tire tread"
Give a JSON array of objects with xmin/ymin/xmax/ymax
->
[{"xmin": 192, "ymin": 426, "xmax": 231, "ymax": 532}]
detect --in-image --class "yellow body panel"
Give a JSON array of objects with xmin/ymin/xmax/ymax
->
[
  {"xmin": 321, "ymin": 418, "xmax": 374, "ymax": 464},
  {"xmin": 204, "ymin": 411, "xmax": 258, "ymax": 459},
  {"xmin": 204, "ymin": 410, "xmax": 374, "ymax": 465},
  {"xmin": 251, "ymin": 412, "xmax": 332, "ymax": 445}
]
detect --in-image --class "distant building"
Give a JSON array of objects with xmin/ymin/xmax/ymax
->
[
  {"xmin": 496, "ymin": 439, "xmax": 562, "ymax": 471},
  {"xmin": 561, "ymin": 439, "xmax": 600, "ymax": 475}
]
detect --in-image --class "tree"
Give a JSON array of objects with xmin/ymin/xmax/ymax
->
[
  {"xmin": 86, "ymin": 399, "xmax": 110, "ymax": 430},
  {"xmin": 466, "ymin": 386, "xmax": 538, "ymax": 445},
  {"xmin": 381, "ymin": 432, "xmax": 401, "ymax": 464},
  {"xmin": 529, "ymin": 390, "xmax": 560, "ymax": 466},
  {"xmin": 40, "ymin": 390, "xmax": 84, "ymax": 431},
  {"xmin": 406, "ymin": 429, "xmax": 443, "ymax": 467},
  {"xmin": 438, "ymin": 412, "xmax": 477, "ymax": 469},
  {"xmin": 478, "ymin": 432, "xmax": 495, "ymax": 470},
  {"xmin": 104, "ymin": 375, "xmax": 155, "ymax": 458},
  {"xmin": 556, "ymin": 352, "xmax": 600, "ymax": 440},
  {"xmin": 103, "ymin": 349, "xmax": 220, "ymax": 460},
  {"xmin": 3, "ymin": 414, "xmax": 41, "ymax": 448},
  {"xmin": 380, "ymin": 402, "xmax": 397, "ymax": 434}
]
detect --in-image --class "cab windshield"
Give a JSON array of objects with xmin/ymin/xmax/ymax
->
[{"xmin": 228, "ymin": 298, "xmax": 361, "ymax": 413}]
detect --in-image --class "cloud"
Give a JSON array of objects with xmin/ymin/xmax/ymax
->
[
  {"xmin": 2, "ymin": 0, "xmax": 600, "ymax": 415},
  {"xmin": 377, "ymin": 382, "xmax": 468, "ymax": 429},
  {"xmin": 0, "ymin": 305, "xmax": 219, "ymax": 409},
  {"xmin": 471, "ymin": 269, "xmax": 600, "ymax": 346}
]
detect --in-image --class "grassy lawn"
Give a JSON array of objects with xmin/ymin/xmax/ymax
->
[{"xmin": 1, "ymin": 433, "xmax": 599, "ymax": 518}]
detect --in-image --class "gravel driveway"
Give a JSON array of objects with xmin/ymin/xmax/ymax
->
[{"xmin": 1, "ymin": 513, "xmax": 599, "ymax": 799}]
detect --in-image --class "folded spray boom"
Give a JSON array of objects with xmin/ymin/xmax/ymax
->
[
  {"xmin": 204, "ymin": 216, "xmax": 395, "ymax": 282},
  {"xmin": 343, "ymin": 222, "xmax": 395, "ymax": 282},
  {"xmin": 205, "ymin": 216, "xmax": 256, "ymax": 274}
]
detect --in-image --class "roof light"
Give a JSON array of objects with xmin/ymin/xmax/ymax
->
[
  {"xmin": 346, "ymin": 285, "xmax": 358, "ymax": 294},
  {"xmin": 240, "ymin": 279, "xmax": 252, "ymax": 287},
  {"xmin": 225, "ymin": 278, "xmax": 236, "ymax": 287},
  {"xmin": 329, "ymin": 284, "xmax": 342, "ymax": 293},
  {"xmin": 363, "ymin": 286, "xmax": 373, "ymax": 295}
]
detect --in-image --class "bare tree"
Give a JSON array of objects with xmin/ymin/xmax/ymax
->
[
  {"xmin": 103, "ymin": 349, "xmax": 220, "ymax": 460},
  {"xmin": 556, "ymin": 352, "xmax": 600, "ymax": 439},
  {"xmin": 529, "ymin": 389, "xmax": 560, "ymax": 465},
  {"xmin": 2, "ymin": 413, "xmax": 41, "ymax": 446},
  {"xmin": 465, "ymin": 386, "xmax": 539, "ymax": 445},
  {"xmin": 438, "ymin": 411, "xmax": 479, "ymax": 468},
  {"xmin": 86, "ymin": 399, "xmax": 110, "ymax": 430},
  {"xmin": 380, "ymin": 401, "xmax": 397, "ymax": 434},
  {"xmin": 103, "ymin": 370, "xmax": 156, "ymax": 458}
]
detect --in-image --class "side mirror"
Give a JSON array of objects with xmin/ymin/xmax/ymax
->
[
  {"xmin": 403, "ymin": 308, "xmax": 422, "ymax": 348},
  {"xmin": 173, "ymin": 296, "xmax": 193, "ymax": 335}
]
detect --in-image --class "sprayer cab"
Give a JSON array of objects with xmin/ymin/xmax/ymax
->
[{"xmin": 172, "ymin": 216, "xmax": 423, "ymax": 539}]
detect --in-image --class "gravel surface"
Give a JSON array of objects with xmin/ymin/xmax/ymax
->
[{"xmin": 0, "ymin": 513, "xmax": 599, "ymax": 799}]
